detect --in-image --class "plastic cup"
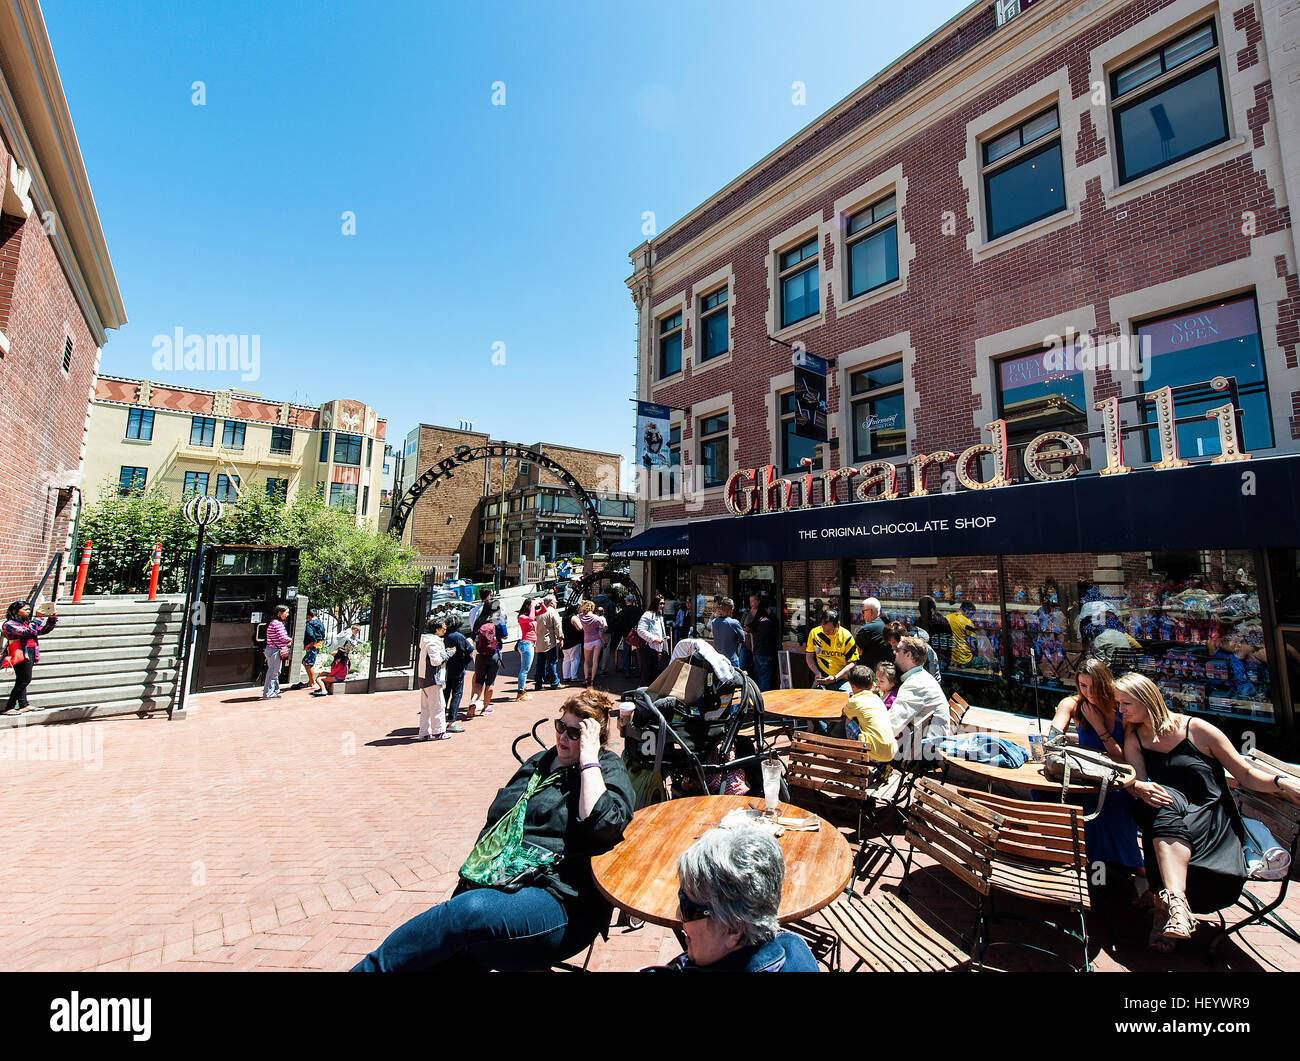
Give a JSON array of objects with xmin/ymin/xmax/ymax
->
[
  {"xmin": 1027, "ymin": 733, "xmax": 1045, "ymax": 762},
  {"xmin": 761, "ymin": 760, "xmax": 783, "ymax": 815}
]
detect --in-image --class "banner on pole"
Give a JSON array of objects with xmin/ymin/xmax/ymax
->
[
  {"xmin": 792, "ymin": 353, "xmax": 828, "ymax": 442},
  {"xmin": 636, "ymin": 401, "xmax": 674, "ymax": 470}
]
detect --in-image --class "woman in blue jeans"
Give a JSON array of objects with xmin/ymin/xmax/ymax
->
[
  {"xmin": 515, "ymin": 598, "xmax": 538, "ymax": 701},
  {"xmin": 352, "ymin": 689, "xmax": 635, "ymax": 971}
]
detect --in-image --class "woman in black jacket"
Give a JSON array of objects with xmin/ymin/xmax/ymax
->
[{"xmin": 352, "ymin": 689, "xmax": 634, "ymax": 971}]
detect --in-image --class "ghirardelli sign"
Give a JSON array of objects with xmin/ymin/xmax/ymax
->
[{"xmin": 725, "ymin": 388, "xmax": 1249, "ymax": 517}]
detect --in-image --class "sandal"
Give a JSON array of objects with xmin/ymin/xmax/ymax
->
[
  {"xmin": 1148, "ymin": 922, "xmax": 1176, "ymax": 954},
  {"xmin": 1159, "ymin": 889, "xmax": 1194, "ymax": 940}
]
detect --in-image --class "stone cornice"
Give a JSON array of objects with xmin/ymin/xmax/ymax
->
[{"xmin": 0, "ymin": 0, "xmax": 126, "ymax": 344}]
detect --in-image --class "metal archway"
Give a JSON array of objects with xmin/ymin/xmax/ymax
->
[{"xmin": 387, "ymin": 441, "xmax": 607, "ymax": 550}]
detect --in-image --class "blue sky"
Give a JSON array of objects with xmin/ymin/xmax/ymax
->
[{"xmin": 45, "ymin": 0, "xmax": 967, "ymax": 476}]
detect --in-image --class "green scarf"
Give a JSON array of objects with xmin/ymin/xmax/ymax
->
[{"xmin": 460, "ymin": 767, "xmax": 563, "ymax": 891}]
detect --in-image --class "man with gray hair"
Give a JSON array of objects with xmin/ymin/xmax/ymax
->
[
  {"xmin": 533, "ymin": 595, "xmax": 563, "ymax": 691},
  {"xmin": 854, "ymin": 596, "xmax": 890, "ymax": 670},
  {"xmin": 651, "ymin": 826, "xmax": 819, "ymax": 971}
]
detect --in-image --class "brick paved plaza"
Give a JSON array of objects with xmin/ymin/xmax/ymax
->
[{"xmin": 0, "ymin": 677, "xmax": 1297, "ymax": 973}]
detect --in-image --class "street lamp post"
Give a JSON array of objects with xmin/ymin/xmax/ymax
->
[{"xmin": 172, "ymin": 495, "xmax": 224, "ymax": 720}]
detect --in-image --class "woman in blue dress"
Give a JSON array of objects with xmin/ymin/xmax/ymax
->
[{"xmin": 1048, "ymin": 658, "xmax": 1144, "ymax": 875}]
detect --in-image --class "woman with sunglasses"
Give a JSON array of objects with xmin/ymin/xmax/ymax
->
[
  {"xmin": 651, "ymin": 825, "xmax": 819, "ymax": 971},
  {"xmin": 352, "ymin": 689, "xmax": 635, "ymax": 971}
]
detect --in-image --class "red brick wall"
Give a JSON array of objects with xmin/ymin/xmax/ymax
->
[
  {"xmin": 644, "ymin": 0, "xmax": 1293, "ymax": 526},
  {"xmin": 0, "ymin": 171, "xmax": 101, "ymax": 601}
]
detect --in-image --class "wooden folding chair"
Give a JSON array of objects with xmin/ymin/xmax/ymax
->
[
  {"xmin": 785, "ymin": 731, "xmax": 908, "ymax": 877},
  {"xmin": 798, "ymin": 778, "xmax": 1001, "ymax": 972},
  {"xmin": 948, "ymin": 692, "xmax": 969, "ymax": 732},
  {"xmin": 956, "ymin": 786, "xmax": 1092, "ymax": 971},
  {"xmin": 1209, "ymin": 751, "xmax": 1300, "ymax": 960}
]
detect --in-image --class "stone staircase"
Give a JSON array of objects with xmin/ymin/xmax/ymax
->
[{"xmin": 0, "ymin": 596, "xmax": 184, "ymax": 726}]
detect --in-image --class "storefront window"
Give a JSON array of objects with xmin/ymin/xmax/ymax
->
[
  {"xmin": 807, "ymin": 560, "xmax": 841, "ymax": 633},
  {"xmin": 1137, "ymin": 296, "xmax": 1274, "ymax": 456},
  {"xmin": 1000, "ymin": 549, "xmax": 1274, "ymax": 724},
  {"xmin": 919, "ymin": 556, "xmax": 1004, "ymax": 680},
  {"xmin": 692, "ymin": 564, "xmax": 731, "ymax": 639},
  {"xmin": 655, "ymin": 560, "xmax": 692, "ymax": 639},
  {"xmin": 781, "ymin": 561, "xmax": 808, "ymax": 645}
]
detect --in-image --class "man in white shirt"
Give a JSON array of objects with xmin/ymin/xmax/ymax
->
[
  {"xmin": 637, "ymin": 595, "xmax": 668, "ymax": 684},
  {"xmin": 888, "ymin": 635, "xmax": 951, "ymax": 757}
]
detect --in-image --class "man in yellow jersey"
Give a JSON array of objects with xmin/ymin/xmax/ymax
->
[
  {"xmin": 946, "ymin": 602, "xmax": 977, "ymax": 668},
  {"xmin": 804, "ymin": 609, "xmax": 860, "ymax": 692}
]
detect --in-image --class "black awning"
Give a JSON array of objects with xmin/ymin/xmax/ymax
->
[
  {"xmin": 610, "ymin": 523, "xmax": 691, "ymax": 560},
  {"xmin": 686, "ymin": 454, "xmax": 1300, "ymax": 563}
]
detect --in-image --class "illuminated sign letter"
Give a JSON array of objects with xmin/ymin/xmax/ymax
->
[
  {"xmin": 725, "ymin": 469, "xmax": 756, "ymax": 515},
  {"xmin": 757, "ymin": 465, "xmax": 796, "ymax": 512},
  {"xmin": 956, "ymin": 420, "xmax": 1011, "ymax": 490},
  {"xmin": 1144, "ymin": 386, "xmax": 1188, "ymax": 470},
  {"xmin": 1094, "ymin": 396, "xmax": 1130, "ymax": 476},
  {"xmin": 1206, "ymin": 403, "xmax": 1251, "ymax": 464},
  {"xmin": 1023, "ymin": 431, "xmax": 1085, "ymax": 482},
  {"xmin": 906, "ymin": 451, "xmax": 955, "ymax": 498},
  {"xmin": 820, "ymin": 466, "xmax": 858, "ymax": 506},
  {"xmin": 854, "ymin": 461, "xmax": 898, "ymax": 501}
]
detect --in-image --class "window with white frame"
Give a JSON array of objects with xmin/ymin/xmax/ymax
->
[
  {"xmin": 780, "ymin": 391, "xmax": 823, "ymax": 474},
  {"xmin": 699, "ymin": 413, "xmax": 729, "ymax": 488},
  {"xmin": 699, "ymin": 286, "xmax": 729, "ymax": 361},
  {"xmin": 778, "ymin": 237, "xmax": 819, "ymax": 328},
  {"xmin": 849, "ymin": 362, "xmax": 907, "ymax": 464},
  {"xmin": 845, "ymin": 195, "xmax": 898, "ymax": 298},
  {"xmin": 982, "ymin": 106, "xmax": 1065, "ymax": 241},
  {"xmin": 656, "ymin": 424, "xmax": 681, "ymax": 499},
  {"xmin": 1111, "ymin": 22, "xmax": 1228, "ymax": 185},
  {"xmin": 658, "ymin": 310, "xmax": 683, "ymax": 379}
]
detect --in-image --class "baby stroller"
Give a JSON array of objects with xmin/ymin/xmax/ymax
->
[{"xmin": 619, "ymin": 642, "xmax": 770, "ymax": 809}]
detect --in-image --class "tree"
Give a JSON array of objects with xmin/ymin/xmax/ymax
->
[
  {"xmin": 280, "ymin": 494, "xmax": 420, "ymax": 629},
  {"xmin": 75, "ymin": 485, "xmax": 420, "ymax": 627},
  {"xmin": 76, "ymin": 482, "xmax": 197, "ymax": 594}
]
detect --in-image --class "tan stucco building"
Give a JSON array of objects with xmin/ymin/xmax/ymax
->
[{"xmin": 84, "ymin": 376, "xmax": 386, "ymax": 528}]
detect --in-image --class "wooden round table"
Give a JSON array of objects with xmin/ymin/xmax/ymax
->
[
  {"xmin": 590, "ymin": 794, "xmax": 853, "ymax": 929},
  {"xmin": 760, "ymin": 688, "xmax": 849, "ymax": 721},
  {"xmin": 940, "ymin": 731, "xmax": 1137, "ymax": 794}
]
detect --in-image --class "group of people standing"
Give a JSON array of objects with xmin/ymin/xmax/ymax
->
[{"xmin": 262, "ymin": 607, "xmax": 357, "ymax": 700}]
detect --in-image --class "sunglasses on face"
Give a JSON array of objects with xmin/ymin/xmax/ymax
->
[
  {"xmin": 554, "ymin": 719, "xmax": 583, "ymax": 741},
  {"xmin": 677, "ymin": 888, "xmax": 712, "ymax": 922}
]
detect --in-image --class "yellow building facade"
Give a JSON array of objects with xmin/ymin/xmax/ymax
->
[{"xmin": 84, "ymin": 376, "xmax": 386, "ymax": 529}]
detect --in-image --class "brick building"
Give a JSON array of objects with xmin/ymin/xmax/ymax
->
[
  {"xmin": 84, "ymin": 376, "xmax": 387, "ymax": 529},
  {"xmin": 621, "ymin": 0, "xmax": 1300, "ymax": 732},
  {"xmin": 0, "ymin": 1, "xmax": 126, "ymax": 602},
  {"xmin": 397, "ymin": 423, "xmax": 632, "ymax": 584}
]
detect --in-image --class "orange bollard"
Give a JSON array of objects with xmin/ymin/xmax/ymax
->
[
  {"xmin": 147, "ymin": 542, "xmax": 162, "ymax": 601},
  {"xmin": 72, "ymin": 541, "xmax": 92, "ymax": 603}
]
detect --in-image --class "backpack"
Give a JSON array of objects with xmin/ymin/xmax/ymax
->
[{"xmin": 476, "ymin": 622, "xmax": 498, "ymax": 655}]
